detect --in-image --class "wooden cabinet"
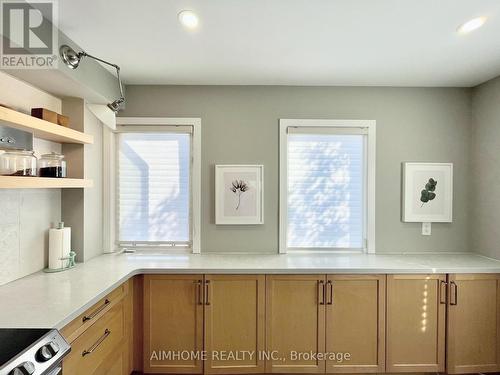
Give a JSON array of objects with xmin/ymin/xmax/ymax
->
[
  {"xmin": 204, "ymin": 275, "xmax": 265, "ymax": 374},
  {"xmin": 325, "ymin": 275, "xmax": 385, "ymax": 373},
  {"xmin": 62, "ymin": 281, "xmax": 131, "ymax": 375},
  {"xmin": 386, "ymin": 274, "xmax": 446, "ymax": 373},
  {"xmin": 137, "ymin": 272, "xmax": 500, "ymax": 375},
  {"xmin": 447, "ymin": 274, "xmax": 500, "ymax": 374},
  {"xmin": 143, "ymin": 275, "xmax": 204, "ymax": 374},
  {"xmin": 63, "ymin": 300, "xmax": 127, "ymax": 375},
  {"xmin": 61, "ymin": 282, "xmax": 127, "ymax": 343},
  {"xmin": 143, "ymin": 274, "xmax": 265, "ymax": 375},
  {"xmin": 265, "ymin": 275, "xmax": 326, "ymax": 373},
  {"xmin": 91, "ymin": 344, "xmax": 128, "ymax": 375}
]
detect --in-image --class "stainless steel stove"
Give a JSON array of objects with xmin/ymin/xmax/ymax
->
[{"xmin": 0, "ymin": 329, "xmax": 70, "ymax": 375}]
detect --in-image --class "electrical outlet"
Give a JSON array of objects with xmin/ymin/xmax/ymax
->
[{"xmin": 422, "ymin": 222, "xmax": 432, "ymax": 236}]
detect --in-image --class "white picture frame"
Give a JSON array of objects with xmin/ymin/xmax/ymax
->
[
  {"xmin": 402, "ymin": 162, "xmax": 453, "ymax": 223},
  {"xmin": 215, "ymin": 165, "xmax": 264, "ymax": 225}
]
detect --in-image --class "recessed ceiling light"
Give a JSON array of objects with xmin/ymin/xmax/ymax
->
[
  {"xmin": 457, "ymin": 16, "xmax": 487, "ymax": 35},
  {"xmin": 178, "ymin": 10, "xmax": 199, "ymax": 29}
]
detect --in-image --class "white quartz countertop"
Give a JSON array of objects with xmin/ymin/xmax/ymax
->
[{"xmin": 1, "ymin": 252, "xmax": 500, "ymax": 329}]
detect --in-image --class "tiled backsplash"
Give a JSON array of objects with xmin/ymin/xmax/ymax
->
[
  {"xmin": 0, "ymin": 71, "xmax": 63, "ymax": 285},
  {"xmin": 0, "ymin": 189, "xmax": 61, "ymax": 285}
]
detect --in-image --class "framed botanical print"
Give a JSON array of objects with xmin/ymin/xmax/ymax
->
[
  {"xmin": 215, "ymin": 165, "xmax": 264, "ymax": 225},
  {"xmin": 402, "ymin": 162, "xmax": 453, "ymax": 222}
]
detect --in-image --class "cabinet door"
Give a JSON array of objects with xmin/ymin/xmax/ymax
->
[
  {"xmin": 447, "ymin": 274, "xmax": 500, "ymax": 374},
  {"xmin": 325, "ymin": 275, "xmax": 385, "ymax": 373},
  {"xmin": 386, "ymin": 274, "xmax": 446, "ymax": 372},
  {"xmin": 204, "ymin": 275, "xmax": 265, "ymax": 374},
  {"xmin": 143, "ymin": 275, "xmax": 204, "ymax": 374},
  {"xmin": 265, "ymin": 275, "xmax": 326, "ymax": 373}
]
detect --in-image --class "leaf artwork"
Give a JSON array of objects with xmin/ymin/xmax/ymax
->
[
  {"xmin": 420, "ymin": 178, "xmax": 437, "ymax": 207},
  {"xmin": 230, "ymin": 180, "xmax": 249, "ymax": 210}
]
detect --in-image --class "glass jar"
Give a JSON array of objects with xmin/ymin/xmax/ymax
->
[
  {"xmin": 38, "ymin": 152, "xmax": 66, "ymax": 178},
  {"xmin": 0, "ymin": 150, "xmax": 37, "ymax": 176}
]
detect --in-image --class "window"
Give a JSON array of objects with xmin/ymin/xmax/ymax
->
[
  {"xmin": 279, "ymin": 119, "xmax": 375, "ymax": 253},
  {"xmin": 114, "ymin": 119, "xmax": 201, "ymax": 252}
]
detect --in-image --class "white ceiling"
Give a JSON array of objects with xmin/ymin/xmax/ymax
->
[{"xmin": 59, "ymin": 0, "xmax": 500, "ymax": 87}]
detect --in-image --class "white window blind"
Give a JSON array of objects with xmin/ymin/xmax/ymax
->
[
  {"xmin": 117, "ymin": 131, "xmax": 192, "ymax": 246},
  {"xmin": 287, "ymin": 129, "xmax": 365, "ymax": 249}
]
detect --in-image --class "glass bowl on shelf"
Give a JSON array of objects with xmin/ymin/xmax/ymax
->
[
  {"xmin": 0, "ymin": 150, "xmax": 37, "ymax": 176},
  {"xmin": 38, "ymin": 152, "xmax": 66, "ymax": 178}
]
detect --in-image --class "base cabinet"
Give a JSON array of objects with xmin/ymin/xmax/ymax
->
[
  {"xmin": 386, "ymin": 274, "xmax": 446, "ymax": 373},
  {"xmin": 447, "ymin": 274, "xmax": 500, "ymax": 374},
  {"xmin": 92, "ymin": 345, "xmax": 128, "ymax": 375},
  {"xmin": 143, "ymin": 275, "xmax": 204, "ymax": 374},
  {"xmin": 266, "ymin": 275, "xmax": 326, "ymax": 373},
  {"xmin": 204, "ymin": 275, "xmax": 265, "ymax": 374},
  {"xmin": 325, "ymin": 275, "xmax": 385, "ymax": 373},
  {"xmin": 143, "ymin": 274, "xmax": 265, "ymax": 375},
  {"xmin": 66, "ymin": 272, "xmax": 500, "ymax": 375},
  {"xmin": 62, "ymin": 281, "xmax": 132, "ymax": 375}
]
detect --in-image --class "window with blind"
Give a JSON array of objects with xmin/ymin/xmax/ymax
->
[
  {"xmin": 280, "ymin": 120, "xmax": 376, "ymax": 252},
  {"xmin": 117, "ymin": 128, "xmax": 193, "ymax": 249}
]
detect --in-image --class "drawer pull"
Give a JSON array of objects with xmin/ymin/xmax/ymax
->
[
  {"xmin": 82, "ymin": 329, "xmax": 111, "ymax": 357},
  {"xmin": 82, "ymin": 299, "xmax": 110, "ymax": 322}
]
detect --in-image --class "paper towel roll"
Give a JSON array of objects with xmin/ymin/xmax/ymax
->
[{"xmin": 49, "ymin": 224, "xmax": 71, "ymax": 270}]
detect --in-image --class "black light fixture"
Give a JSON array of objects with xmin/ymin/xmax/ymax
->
[{"xmin": 59, "ymin": 44, "xmax": 125, "ymax": 113}]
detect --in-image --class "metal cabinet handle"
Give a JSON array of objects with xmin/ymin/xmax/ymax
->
[
  {"xmin": 82, "ymin": 329, "xmax": 111, "ymax": 357},
  {"xmin": 327, "ymin": 280, "xmax": 333, "ymax": 305},
  {"xmin": 450, "ymin": 281, "xmax": 458, "ymax": 306},
  {"xmin": 195, "ymin": 280, "xmax": 203, "ymax": 305},
  {"xmin": 439, "ymin": 280, "xmax": 448, "ymax": 304},
  {"xmin": 205, "ymin": 280, "xmax": 211, "ymax": 305},
  {"xmin": 317, "ymin": 280, "xmax": 325, "ymax": 305},
  {"xmin": 82, "ymin": 299, "xmax": 110, "ymax": 322}
]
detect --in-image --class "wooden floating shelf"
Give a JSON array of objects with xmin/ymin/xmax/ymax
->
[
  {"xmin": 0, "ymin": 106, "xmax": 94, "ymax": 144},
  {"xmin": 0, "ymin": 176, "xmax": 93, "ymax": 189}
]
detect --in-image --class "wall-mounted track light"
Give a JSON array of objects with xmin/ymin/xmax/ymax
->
[{"xmin": 59, "ymin": 45, "xmax": 125, "ymax": 113}]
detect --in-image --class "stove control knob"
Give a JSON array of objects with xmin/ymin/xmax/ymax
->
[
  {"xmin": 36, "ymin": 345, "xmax": 54, "ymax": 362},
  {"xmin": 48, "ymin": 341, "xmax": 60, "ymax": 354},
  {"xmin": 9, "ymin": 361, "xmax": 35, "ymax": 375}
]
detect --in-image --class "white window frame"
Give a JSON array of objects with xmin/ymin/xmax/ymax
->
[
  {"xmin": 103, "ymin": 117, "xmax": 201, "ymax": 254},
  {"xmin": 279, "ymin": 119, "xmax": 376, "ymax": 254}
]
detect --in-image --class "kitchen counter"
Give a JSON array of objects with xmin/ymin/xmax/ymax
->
[{"xmin": 1, "ymin": 252, "xmax": 500, "ymax": 329}]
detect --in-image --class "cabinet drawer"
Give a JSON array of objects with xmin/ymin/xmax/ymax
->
[
  {"xmin": 62, "ymin": 283, "xmax": 126, "ymax": 343},
  {"xmin": 63, "ymin": 301, "xmax": 125, "ymax": 375}
]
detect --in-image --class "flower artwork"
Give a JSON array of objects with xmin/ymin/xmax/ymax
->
[
  {"xmin": 230, "ymin": 180, "xmax": 249, "ymax": 210},
  {"xmin": 216, "ymin": 165, "xmax": 264, "ymax": 224}
]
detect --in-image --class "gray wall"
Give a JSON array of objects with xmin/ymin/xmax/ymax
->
[
  {"xmin": 471, "ymin": 76, "xmax": 500, "ymax": 260},
  {"xmin": 120, "ymin": 85, "xmax": 472, "ymax": 254}
]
